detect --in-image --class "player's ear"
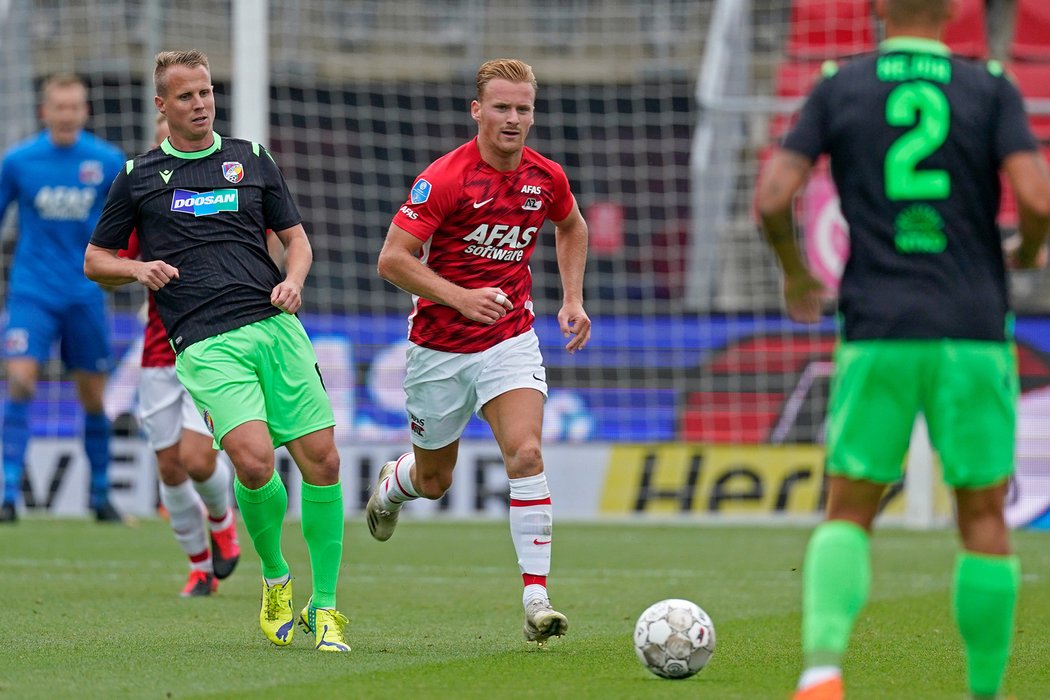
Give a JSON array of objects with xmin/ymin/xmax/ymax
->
[{"xmin": 470, "ymin": 100, "xmax": 481, "ymax": 123}]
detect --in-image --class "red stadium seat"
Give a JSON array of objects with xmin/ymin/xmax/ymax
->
[
  {"xmin": 999, "ymin": 172, "xmax": 1018, "ymax": 228},
  {"xmin": 1010, "ymin": 0, "xmax": 1050, "ymax": 62},
  {"xmin": 786, "ymin": 0, "xmax": 876, "ymax": 60},
  {"xmin": 775, "ymin": 60, "xmax": 824, "ymax": 98},
  {"xmin": 943, "ymin": 0, "xmax": 988, "ymax": 58},
  {"xmin": 1004, "ymin": 62, "xmax": 1050, "ymax": 141}
]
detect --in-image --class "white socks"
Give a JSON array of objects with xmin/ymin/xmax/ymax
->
[
  {"xmin": 798, "ymin": 666, "xmax": 841, "ymax": 691},
  {"xmin": 377, "ymin": 453, "xmax": 420, "ymax": 510},
  {"xmin": 265, "ymin": 572, "xmax": 291, "ymax": 587},
  {"xmin": 160, "ymin": 479, "xmax": 210, "ymax": 572},
  {"xmin": 523, "ymin": 583, "xmax": 548, "ymax": 608},
  {"xmin": 509, "ymin": 472, "xmax": 553, "ymax": 603},
  {"xmin": 192, "ymin": 454, "xmax": 232, "ymax": 523}
]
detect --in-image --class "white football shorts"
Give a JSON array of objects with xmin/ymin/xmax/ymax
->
[
  {"xmin": 403, "ymin": 328, "xmax": 548, "ymax": 449},
  {"xmin": 138, "ymin": 365, "xmax": 211, "ymax": 451}
]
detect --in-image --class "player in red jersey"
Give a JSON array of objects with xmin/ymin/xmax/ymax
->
[
  {"xmin": 119, "ymin": 114, "xmax": 240, "ymax": 597},
  {"xmin": 373, "ymin": 58, "xmax": 591, "ymax": 644}
]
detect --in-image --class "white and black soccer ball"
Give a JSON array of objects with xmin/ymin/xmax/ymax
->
[{"xmin": 633, "ymin": 598, "xmax": 716, "ymax": 679}]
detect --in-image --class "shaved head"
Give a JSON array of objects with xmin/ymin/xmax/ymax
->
[{"xmin": 883, "ymin": 0, "xmax": 952, "ymax": 26}]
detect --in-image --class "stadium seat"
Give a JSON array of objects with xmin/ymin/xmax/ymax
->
[
  {"xmin": 999, "ymin": 172, "xmax": 1018, "ymax": 228},
  {"xmin": 774, "ymin": 60, "xmax": 824, "ymax": 98},
  {"xmin": 680, "ymin": 391, "xmax": 784, "ymax": 443},
  {"xmin": 943, "ymin": 0, "xmax": 988, "ymax": 59},
  {"xmin": 1004, "ymin": 62, "xmax": 1050, "ymax": 141},
  {"xmin": 786, "ymin": 0, "xmax": 876, "ymax": 60},
  {"xmin": 1010, "ymin": 0, "xmax": 1050, "ymax": 62}
]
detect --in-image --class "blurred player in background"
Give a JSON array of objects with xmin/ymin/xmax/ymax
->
[
  {"xmin": 0, "ymin": 73, "xmax": 125, "ymax": 523},
  {"xmin": 375, "ymin": 58, "xmax": 591, "ymax": 645},
  {"xmin": 85, "ymin": 50, "xmax": 348, "ymax": 651},
  {"xmin": 756, "ymin": 1, "xmax": 1050, "ymax": 699},
  {"xmin": 118, "ymin": 113, "xmax": 240, "ymax": 597}
]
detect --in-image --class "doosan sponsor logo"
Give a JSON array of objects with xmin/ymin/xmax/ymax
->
[{"xmin": 171, "ymin": 188, "xmax": 239, "ymax": 216}]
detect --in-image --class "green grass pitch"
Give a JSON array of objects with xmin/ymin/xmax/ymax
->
[{"xmin": 1, "ymin": 518, "xmax": 1047, "ymax": 699}]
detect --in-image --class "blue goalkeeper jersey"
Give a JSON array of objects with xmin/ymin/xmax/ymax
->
[{"xmin": 0, "ymin": 130, "xmax": 124, "ymax": 304}]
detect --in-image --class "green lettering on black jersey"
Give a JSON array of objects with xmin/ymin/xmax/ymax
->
[{"xmin": 884, "ymin": 82, "xmax": 951, "ymax": 204}]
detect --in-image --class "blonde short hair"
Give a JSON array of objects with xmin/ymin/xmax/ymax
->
[
  {"xmin": 41, "ymin": 73, "xmax": 86, "ymax": 100},
  {"xmin": 476, "ymin": 59, "xmax": 537, "ymax": 100},
  {"xmin": 154, "ymin": 49, "xmax": 210, "ymax": 96}
]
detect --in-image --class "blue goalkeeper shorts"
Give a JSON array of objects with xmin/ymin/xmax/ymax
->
[{"xmin": 3, "ymin": 293, "xmax": 112, "ymax": 373}]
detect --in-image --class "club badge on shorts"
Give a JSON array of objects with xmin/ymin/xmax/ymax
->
[
  {"xmin": 222, "ymin": 161, "xmax": 244, "ymax": 184},
  {"xmin": 410, "ymin": 413, "xmax": 425, "ymax": 438}
]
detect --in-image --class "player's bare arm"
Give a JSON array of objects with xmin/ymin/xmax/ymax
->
[
  {"xmin": 84, "ymin": 243, "xmax": 179, "ymax": 291},
  {"xmin": 1002, "ymin": 151, "xmax": 1050, "ymax": 270},
  {"xmin": 270, "ymin": 224, "xmax": 311, "ymax": 313},
  {"xmin": 378, "ymin": 223, "xmax": 513, "ymax": 324},
  {"xmin": 755, "ymin": 149, "xmax": 825, "ymax": 324},
  {"xmin": 553, "ymin": 201, "xmax": 591, "ymax": 353}
]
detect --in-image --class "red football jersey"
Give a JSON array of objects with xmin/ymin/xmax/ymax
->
[
  {"xmin": 119, "ymin": 230, "xmax": 175, "ymax": 367},
  {"xmin": 392, "ymin": 138, "xmax": 574, "ymax": 353}
]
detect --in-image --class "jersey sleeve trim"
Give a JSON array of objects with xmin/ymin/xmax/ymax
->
[
  {"xmin": 253, "ymin": 142, "xmax": 277, "ymax": 164},
  {"xmin": 125, "ymin": 159, "xmax": 134, "ymax": 174}
]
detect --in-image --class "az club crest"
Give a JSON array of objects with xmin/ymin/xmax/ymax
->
[
  {"xmin": 222, "ymin": 161, "xmax": 244, "ymax": 184},
  {"xmin": 79, "ymin": 160, "xmax": 104, "ymax": 186}
]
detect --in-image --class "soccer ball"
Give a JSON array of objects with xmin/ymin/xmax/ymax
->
[{"xmin": 633, "ymin": 598, "xmax": 716, "ymax": 679}]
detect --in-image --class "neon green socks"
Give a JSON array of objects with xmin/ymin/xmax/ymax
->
[
  {"xmin": 234, "ymin": 472, "xmax": 290, "ymax": 580},
  {"xmin": 954, "ymin": 551, "xmax": 1020, "ymax": 698},
  {"xmin": 300, "ymin": 481, "xmax": 344, "ymax": 609},
  {"xmin": 801, "ymin": 520, "xmax": 871, "ymax": 669}
]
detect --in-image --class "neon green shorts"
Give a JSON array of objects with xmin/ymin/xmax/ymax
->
[
  {"xmin": 175, "ymin": 313, "xmax": 335, "ymax": 448},
  {"xmin": 825, "ymin": 339, "xmax": 1017, "ymax": 489}
]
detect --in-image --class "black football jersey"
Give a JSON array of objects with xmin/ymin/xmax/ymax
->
[
  {"xmin": 92, "ymin": 134, "xmax": 301, "ymax": 352},
  {"xmin": 784, "ymin": 38, "xmax": 1037, "ymax": 341}
]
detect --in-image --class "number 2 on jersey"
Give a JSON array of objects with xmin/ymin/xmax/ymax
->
[{"xmin": 884, "ymin": 82, "xmax": 950, "ymax": 201}]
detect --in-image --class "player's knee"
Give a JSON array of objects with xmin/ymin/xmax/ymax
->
[
  {"xmin": 6, "ymin": 376, "xmax": 36, "ymax": 401},
  {"xmin": 308, "ymin": 449, "xmax": 340, "ymax": 485},
  {"xmin": 182, "ymin": 452, "xmax": 217, "ymax": 482},
  {"xmin": 156, "ymin": 456, "xmax": 188, "ymax": 485},
  {"xmin": 79, "ymin": 397, "xmax": 106, "ymax": 414},
  {"xmin": 957, "ymin": 508, "xmax": 1010, "ymax": 555},
  {"xmin": 227, "ymin": 451, "xmax": 275, "ymax": 489},
  {"xmin": 504, "ymin": 442, "xmax": 543, "ymax": 479},
  {"xmin": 959, "ymin": 522, "xmax": 1010, "ymax": 556}
]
